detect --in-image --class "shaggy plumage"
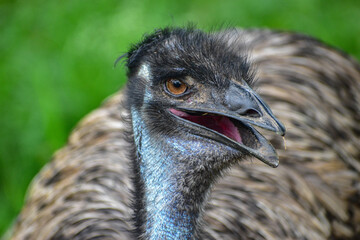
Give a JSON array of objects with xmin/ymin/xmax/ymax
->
[{"xmin": 7, "ymin": 27, "xmax": 360, "ymax": 239}]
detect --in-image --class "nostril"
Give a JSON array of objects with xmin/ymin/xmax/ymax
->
[
  {"xmin": 225, "ymin": 85, "xmax": 262, "ymax": 118},
  {"xmin": 242, "ymin": 109, "xmax": 261, "ymax": 118}
]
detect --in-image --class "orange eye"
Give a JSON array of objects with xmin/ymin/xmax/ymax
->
[{"xmin": 165, "ymin": 79, "xmax": 188, "ymax": 95}]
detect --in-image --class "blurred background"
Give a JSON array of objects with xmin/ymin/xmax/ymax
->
[{"xmin": 0, "ymin": 0, "xmax": 359, "ymax": 235}]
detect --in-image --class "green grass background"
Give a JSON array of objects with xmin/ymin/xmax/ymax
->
[{"xmin": 1, "ymin": 0, "xmax": 359, "ymax": 235}]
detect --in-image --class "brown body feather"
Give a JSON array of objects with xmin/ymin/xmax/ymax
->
[{"xmin": 9, "ymin": 29, "xmax": 360, "ymax": 239}]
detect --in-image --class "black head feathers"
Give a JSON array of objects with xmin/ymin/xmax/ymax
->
[{"xmin": 125, "ymin": 27, "xmax": 255, "ymax": 88}]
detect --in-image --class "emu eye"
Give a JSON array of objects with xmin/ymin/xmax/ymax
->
[{"xmin": 165, "ymin": 79, "xmax": 188, "ymax": 95}]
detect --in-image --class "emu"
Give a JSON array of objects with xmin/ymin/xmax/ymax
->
[{"xmin": 8, "ymin": 27, "xmax": 360, "ymax": 239}]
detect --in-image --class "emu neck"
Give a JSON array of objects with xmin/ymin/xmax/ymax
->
[{"xmin": 131, "ymin": 108, "xmax": 213, "ymax": 240}]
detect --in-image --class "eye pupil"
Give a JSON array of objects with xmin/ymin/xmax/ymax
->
[
  {"xmin": 166, "ymin": 79, "xmax": 188, "ymax": 95},
  {"xmin": 172, "ymin": 80, "xmax": 182, "ymax": 88}
]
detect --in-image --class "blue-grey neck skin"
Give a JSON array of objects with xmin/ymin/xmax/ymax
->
[
  {"xmin": 130, "ymin": 106, "xmax": 239, "ymax": 240},
  {"xmin": 131, "ymin": 107, "xmax": 198, "ymax": 239}
]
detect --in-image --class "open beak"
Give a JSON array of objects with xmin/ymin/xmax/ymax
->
[{"xmin": 169, "ymin": 83, "xmax": 285, "ymax": 167}]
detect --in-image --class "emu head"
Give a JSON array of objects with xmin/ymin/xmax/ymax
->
[{"xmin": 125, "ymin": 27, "xmax": 285, "ymax": 169}]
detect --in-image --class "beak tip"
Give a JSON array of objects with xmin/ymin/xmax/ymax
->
[
  {"xmin": 276, "ymin": 121, "xmax": 286, "ymax": 137},
  {"xmin": 271, "ymin": 160, "xmax": 279, "ymax": 168},
  {"xmin": 257, "ymin": 150, "xmax": 280, "ymax": 168},
  {"xmin": 266, "ymin": 155, "xmax": 280, "ymax": 168}
]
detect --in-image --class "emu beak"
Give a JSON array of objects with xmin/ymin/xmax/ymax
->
[
  {"xmin": 169, "ymin": 83, "xmax": 286, "ymax": 167},
  {"xmin": 222, "ymin": 83, "xmax": 285, "ymax": 167}
]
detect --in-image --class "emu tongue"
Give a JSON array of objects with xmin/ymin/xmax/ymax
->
[{"xmin": 170, "ymin": 109, "xmax": 242, "ymax": 143}]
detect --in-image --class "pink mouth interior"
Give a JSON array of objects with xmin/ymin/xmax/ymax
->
[{"xmin": 170, "ymin": 108, "xmax": 242, "ymax": 144}]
